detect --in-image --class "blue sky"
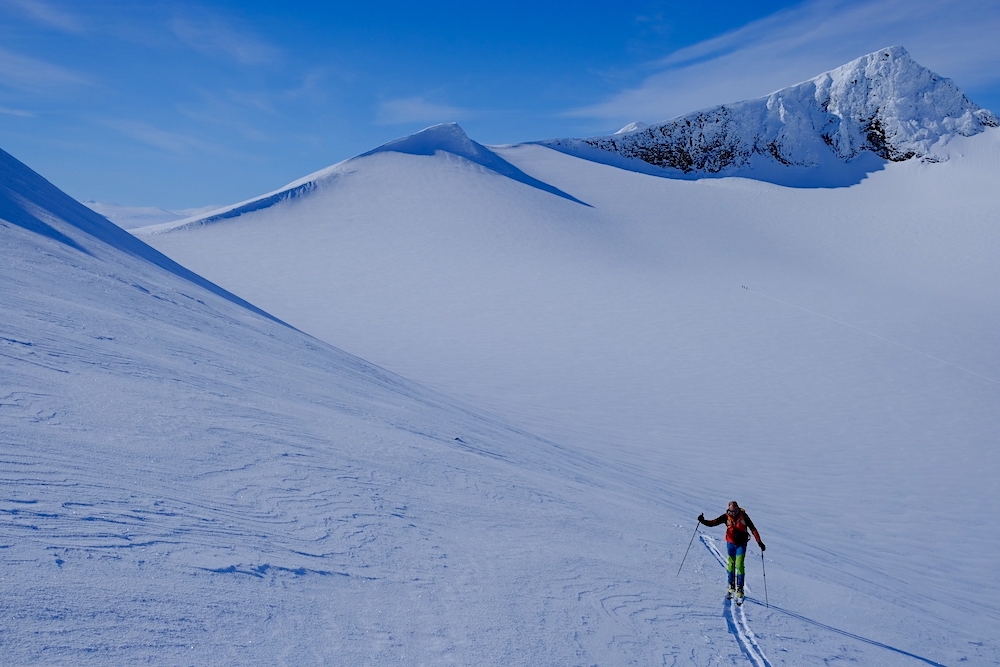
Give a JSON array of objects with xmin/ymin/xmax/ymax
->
[{"xmin": 2, "ymin": 0, "xmax": 999, "ymax": 209}]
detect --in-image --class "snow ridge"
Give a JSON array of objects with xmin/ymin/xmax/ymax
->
[
  {"xmin": 0, "ymin": 147, "xmax": 281, "ymax": 323},
  {"xmin": 547, "ymin": 46, "xmax": 998, "ymax": 174},
  {"xmin": 363, "ymin": 123, "xmax": 588, "ymax": 204},
  {"xmin": 137, "ymin": 123, "xmax": 586, "ymax": 236}
]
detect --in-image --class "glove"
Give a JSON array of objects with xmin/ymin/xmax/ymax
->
[
  {"xmin": 697, "ymin": 513, "xmax": 705, "ymax": 523},
  {"xmin": 759, "ymin": 542, "xmax": 766, "ymax": 552}
]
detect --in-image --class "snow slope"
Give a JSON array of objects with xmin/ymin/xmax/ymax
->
[
  {"xmin": 0, "ymin": 144, "xmax": 806, "ymax": 664},
  {"xmin": 13, "ymin": 137, "xmax": 988, "ymax": 667},
  {"xmin": 544, "ymin": 46, "xmax": 998, "ymax": 185},
  {"xmin": 134, "ymin": 104, "xmax": 1000, "ymax": 667}
]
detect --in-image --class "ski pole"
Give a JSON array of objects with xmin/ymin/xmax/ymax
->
[
  {"xmin": 761, "ymin": 550, "xmax": 769, "ymax": 608},
  {"xmin": 677, "ymin": 521, "xmax": 700, "ymax": 576}
]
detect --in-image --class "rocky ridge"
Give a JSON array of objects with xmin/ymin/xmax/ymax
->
[{"xmin": 547, "ymin": 46, "xmax": 998, "ymax": 173}]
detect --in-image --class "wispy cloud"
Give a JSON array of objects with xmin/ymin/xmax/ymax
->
[
  {"xmin": 0, "ymin": 0, "xmax": 83, "ymax": 33},
  {"xmin": 171, "ymin": 15, "xmax": 280, "ymax": 66},
  {"xmin": 0, "ymin": 105, "xmax": 33, "ymax": 117},
  {"xmin": 569, "ymin": 0, "xmax": 1000, "ymax": 126},
  {"xmin": 0, "ymin": 46, "xmax": 90, "ymax": 90},
  {"xmin": 103, "ymin": 118, "xmax": 265, "ymax": 165},
  {"xmin": 174, "ymin": 93, "xmax": 273, "ymax": 142},
  {"xmin": 171, "ymin": 70, "xmax": 332, "ymax": 144},
  {"xmin": 224, "ymin": 70, "xmax": 328, "ymax": 116},
  {"xmin": 376, "ymin": 96, "xmax": 471, "ymax": 125},
  {"xmin": 103, "ymin": 119, "xmax": 219, "ymax": 154}
]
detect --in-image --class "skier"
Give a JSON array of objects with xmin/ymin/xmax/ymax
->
[{"xmin": 698, "ymin": 501, "xmax": 765, "ymax": 603}]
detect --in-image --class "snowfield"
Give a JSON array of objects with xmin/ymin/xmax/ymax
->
[
  {"xmin": 135, "ymin": 117, "xmax": 1000, "ymax": 663},
  {"xmin": 4, "ymin": 48, "xmax": 999, "ymax": 664},
  {"xmin": 3, "ymin": 146, "xmax": 721, "ymax": 664}
]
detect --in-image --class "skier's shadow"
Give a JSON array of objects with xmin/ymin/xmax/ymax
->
[{"xmin": 744, "ymin": 597, "xmax": 948, "ymax": 667}]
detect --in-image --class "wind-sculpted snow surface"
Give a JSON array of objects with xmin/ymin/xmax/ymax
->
[{"xmin": 545, "ymin": 46, "xmax": 998, "ymax": 180}]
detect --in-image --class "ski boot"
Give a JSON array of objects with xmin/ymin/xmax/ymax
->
[
  {"xmin": 726, "ymin": 585, "xmax": 735, "ymax": 600},
  {"xmin": 735, "ymin": 587, "xmax": 745, "ymax": 605}
]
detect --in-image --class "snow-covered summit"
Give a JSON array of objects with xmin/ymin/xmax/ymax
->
[
  {"xmin": 364, "ymin": 123, "xmax": 586, "ymax": 204},
  {"xmin": 546, "ymin": 46, "xmax": 998, "ymax": 175},
  {"xmin": 363, "ymin": 121, "xmax": 494, "ymax": 161},
  {"xmin": 139, "ymin": 123, "xmax": 585, "ymax": 235},
  {"xmin": 614, "ymin": 121, "xmax": 648, "ymax": 135}
]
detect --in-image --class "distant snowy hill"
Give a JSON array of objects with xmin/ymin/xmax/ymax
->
[
  {"xmin": 141, "ymin": 123, "xmax": 585, "ymax": 234},
  {"xmin": 81, "ymin": 200, "xmax": 219, "ymax": 229},
  {"xmin": 545, "ymin": 46, "xmax": 998, "ymax": 180}
]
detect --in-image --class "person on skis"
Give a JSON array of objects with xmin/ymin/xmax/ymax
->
[{"xmin": 698, "ymin": 501, "xmax": 765, "ymax": 602}]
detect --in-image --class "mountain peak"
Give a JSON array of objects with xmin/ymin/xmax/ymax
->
[
  {"xmin": 812, "ymin": 46, "xmax": 997, "ymax": 160},
  {"xmin": 363, "ymin": 122, "xmax": 480, "ymax": 159},
  {"xmin": 614, "ymin": 121, "xmax": 649, "ymax": 135},
  {"xmin": 364, "ymin": 122, "xmax": 588, "ymax": 204},
  {"xmin": 544, "ymin": 47, "xmax": 998, "ymax": 179}
]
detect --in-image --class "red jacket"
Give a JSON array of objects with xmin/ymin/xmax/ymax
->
[{"xmin": 701, "ymin": 509, "xmax": 761, "ymax": 547}]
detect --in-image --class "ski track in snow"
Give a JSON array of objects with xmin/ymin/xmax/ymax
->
[
  {"xmin": 700, "ymin": 535, "xmax": 773, "ymax": 667},
  {"xmin": 700, "ymin": 534, "xmax": 954, "ymax": 667}
]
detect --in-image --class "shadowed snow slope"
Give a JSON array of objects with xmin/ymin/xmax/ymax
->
[
  {"xmin": 0, "ymin": 147, "xmax": 799, "ymax": 664},
  {"xmin": 0, "ymin": 147, "xmax": 280, "ymax": 324},
  {"xmin": 544, "ymin": 46, "xmax": 998, "ymax": 187},
  {"xmin": 135, "ymin": 114, "xmax": 1000, "ymax": 664}
]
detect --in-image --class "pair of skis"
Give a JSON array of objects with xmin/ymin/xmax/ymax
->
[{"xmin": 677, "ymin": 521, "xmax": 768, "ymax": 608}]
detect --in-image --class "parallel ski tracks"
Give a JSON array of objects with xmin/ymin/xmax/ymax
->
[{"xmin": 700, "ymin": 534, "xmax": 773, "ymax": 667}]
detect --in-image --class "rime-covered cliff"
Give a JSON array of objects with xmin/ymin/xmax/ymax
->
[{"xmin": 547, "ymin": 46, "xmax": 997, "ymax": 173}]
